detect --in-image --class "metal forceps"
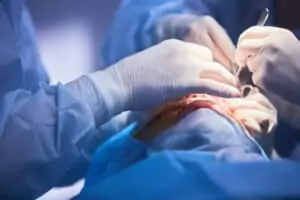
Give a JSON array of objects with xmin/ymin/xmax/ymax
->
[
  {"xmin": 257, "ymin": 8, "xmax": 270, "ymax": 26},
  {"xmin": 233, "ymin": 8, "xmax": 270, "ymax": 96}
]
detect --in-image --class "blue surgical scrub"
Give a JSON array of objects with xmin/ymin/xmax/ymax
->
[
  {"xmin": 77, "ymin": 0, "xmax": 300, "ymax": 199},
  {"xmin": 77, "ymin": 109, "xmax": 300, "ymax": 200},
  {"xmin": 101, "ymin": 0, "xmax": 300, "ymax": 159},
  {"xmin": 0, "ymin": 1, "xmax": 104, "ymax": 199}
]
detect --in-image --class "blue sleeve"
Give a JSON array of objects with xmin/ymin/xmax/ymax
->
[
  {"xmin": 101, "ymin": 0, "xmax": 211, "ymax": 67},
  {"xmin": 0, "ymin": 0, "xmax": 49, "ymax": 94},
  {"xmin": 102, "ymin": 0, "xmax": 273, "ymax": 67},
  {"xmin": 0, "ymin": 84, "xmax": 102, "ymax": 199},
  {"xmin": 77, "ymin": 151, "xmax": 300, "ymax": 200},
  {"xmin": 84, "ymin": 122, "xmax": 148, "ymax": 187}
]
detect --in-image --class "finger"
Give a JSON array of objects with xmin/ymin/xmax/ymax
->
[
  {"xmin": 234, "ymin": 109, "xmax": 275, "ymax": 132},
  {"xmin": 195, "ymin": 79, "xmax": 241, "ymax": 97},
  {"xmin": 238, "ymin": 26, "xmax": 274, "ymax": 44},
  {"xmin": 234, "ymin": 109, "xmax": 273, "ymax": 124},
  {"xmin": 234, "ymin": 106, "xmax": 274, "ymax": 119},
  {"xmin": 199, "ymin": 62, "xmax": 238, "ymax": 87},
  {"xmin": 185, "ymin": 19, "xmax": 233, "ymax": 67},
  {"xmin": 207, "ymin": 19, "xmax": 236, "ymax": 66},
  {"xmin": 243, "ymin": 119, "xmax": 262, "ymax": 134},
  {"xmin": 200, "ymin": 33, "xmax": 232, "ymax": 69},
  {"xmin": 226, "ymin": 98, "xmax": 271, "ymax": 113},
  {"xmin": 235, "ymin": 38, "xmax": 265, "ymax": 68},
  {"xmin": 183, "ymin": 36, "xmax": 214, "ymax": 61},
  {"xmin": 165, "ymin": 80, "xmax": 240, "ymax": 103},
  {"xmin": 213, "ymin": 40, "xmax": 235, "ymax": 69},
  {"xmin": 244, "ymin": 92, "xmax": 275, "ymax": 111},
  {"xmin": 197, "ymin": 33, "xmax": 214, "ymax": 53}
]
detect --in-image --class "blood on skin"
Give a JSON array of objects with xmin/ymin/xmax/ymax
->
[
  {"xmin": 135, "ymin": 66, "xmax": 277, "ymax": 142},
  {"xmin": 135, "ymin": 93, "xmax": 276, "ymax": 142}
]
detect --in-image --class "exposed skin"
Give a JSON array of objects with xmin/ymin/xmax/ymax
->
[
  {"xmin": 134, "ymin": 91, "xmax": 277, "ymax": 142},
  {"xmin": 134, "ymin": 48, "xmax": 277, "ymax": 142}
]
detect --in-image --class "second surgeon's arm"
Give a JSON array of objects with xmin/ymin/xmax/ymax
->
[
  {"xmin": 102, "ymin": 0, "xmax": 212, "ymax": 67},
  {"xmin": 0, "ymin": 74, "xmax": 120, "ymax": 199}
]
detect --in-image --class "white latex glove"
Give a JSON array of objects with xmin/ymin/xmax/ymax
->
[
  {"xmin": 156, "ymin": 14, "xmax": 236, "ymax": 69},
  {"xmin": 184, "ymin": 16, "xmax": 236, "ymax": 69},
  {"xmin": 88, "ymin": 40, "xmax": 240, "ymax": 121},
  {"xmin": 227, "ymin": 90, "xmax": 277, "ymax": 134},
  {"xmin": 235, "ymin": 26, "xmax": 300, "ymax": 105}
]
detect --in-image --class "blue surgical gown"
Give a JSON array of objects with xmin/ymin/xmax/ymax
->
[
  {"xmin": 101, "ymin": 0, "xmax": 300, "ymax": 159},
  {"xmin": 0, "ymin": 1, "xmax": 104, "ymax": 199},
  {"xmin": 77, "ymin": 109, "xmax": 300, "ymax": 200},
  {"xmin": 76, "ymin": 0, "xmax": 300, "ymax": 198}
]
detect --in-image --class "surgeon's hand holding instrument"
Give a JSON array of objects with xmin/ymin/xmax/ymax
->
[
  {"xmin": 134, "ymin": 9, "xmax": 277, "ymax": 148},
  {"xmin": 156, "ymin": 14, "xmax": 236, "ymax": 69},
  {"xmin": 235, "ymin": 8, "xmax": 300, "ymax": 131},
  {"xmin": 233, "ymin": 8, "xmax": 270, "ymax": 96}
]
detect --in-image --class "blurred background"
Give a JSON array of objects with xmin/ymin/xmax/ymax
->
[
  {"xmin": 27, "ymin": 0, "xmax": 121, "ymax": 199},
  {"xmin": 27, "ymin": 0, "xmax": 120, "ymax": 84}
]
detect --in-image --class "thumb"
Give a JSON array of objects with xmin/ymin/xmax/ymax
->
[{"xmin": 195, "ymin": 79, "xmax": 241, "ymax": 98}]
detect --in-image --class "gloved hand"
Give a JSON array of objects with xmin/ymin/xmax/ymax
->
[
  {"xmin": 156, "ymin": 14, "xmax": 235, "ymax": 69},
  {"xmin": 88, "ymin": 40, "xmax": 240, "ymax": 122},
  {"xmin": 235, "ymin": 26, "xmax": 300, "ymax": 106},
  {"xmin": 226, "ymin": 88, "xmax": 277, "ymax": 135}
]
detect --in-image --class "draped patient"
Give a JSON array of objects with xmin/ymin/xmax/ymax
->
[{"xmin": 134, "ymin": 54, "xmax": 277, "ymax": 159}]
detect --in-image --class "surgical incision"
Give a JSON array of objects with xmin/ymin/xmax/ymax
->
[{"xmin": 135, "ymin": 66, "xmax": 277, "ymax": 142}]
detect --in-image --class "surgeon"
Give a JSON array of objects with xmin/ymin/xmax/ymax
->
[
  {"xmin": 0, "ymin": 1, "xmax": 240, "ymax": 199},
  {"xmin": 77, "ymin": 21, "xmax": 300, "ymax": 200},
  {"xmin": 236, "ymin": 26, "xmax": 300, "ymax": 159},
  {"xmin": 77, "ymin": 27, "xmax": 300, "ymax": 199},
  {"xmin": 101, "ymin": 0, "xmax": 300, "ymax": 159}
]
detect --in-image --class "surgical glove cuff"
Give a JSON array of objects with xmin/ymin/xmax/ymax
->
[
  {"xmin": 65, "ymin": 76, "xmax": 107, "ymax": 125},
  {"xmin": 86, "ymin": 69, "xmax": 127, "ymax": 123}
]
